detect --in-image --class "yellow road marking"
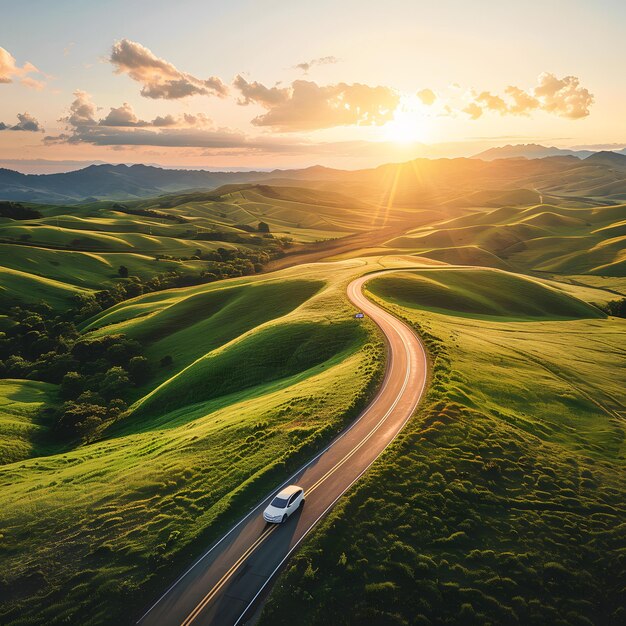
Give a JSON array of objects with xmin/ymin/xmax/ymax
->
[
  {"xmin": 180, "ymin": 292, "xmax": 413, "ymax": 626},
  {"xmin": 180, "ymin": 525, "xmax": 277, "ymax": 626}
]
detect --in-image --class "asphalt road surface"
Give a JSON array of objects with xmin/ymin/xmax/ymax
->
[{"xmin": 137, "ymin": 270, "xmax": 428, "ymax": 626}]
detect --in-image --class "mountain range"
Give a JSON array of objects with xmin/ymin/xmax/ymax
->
[
  {"xmin": 0, "ymin": 150, "xmax": 625, "ymax": 203},
  {"xmin": 472, "ymin": 143, "xmax": 626, "ymax": 161}
]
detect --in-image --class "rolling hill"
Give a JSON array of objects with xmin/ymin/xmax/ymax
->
[
  {"xmin": 366, "ymin": 268, "xmax": 605, "ymax": 320},
  {"xmin": 384, "ymin": 202, "xmax": 626, "ymax": 275},
  {"xmin": 0, "ymin": 184, "xmax": 395, "ymax": 309},
  {"xmin": 0, "ymin": 154, "xmax": 625, "ymax": 626},
  {"xmin": 0, "ymin": 259, "xmax": 390, "ymax": 625},
  {"xmin": 260, "ymin": 267, "xmax": 626, "ymax": 626}
]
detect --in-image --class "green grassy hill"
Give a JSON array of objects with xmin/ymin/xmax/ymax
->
[
  {"xmin": 0, "ymin": 169, "xmax": 624, "ymax": 626},
  {"xmin": 367, "ymin": 268, "xmax": 605, "ymax": 320},
  {"xmin": 0, "ymin": 186, "xmax": 386, "ymax": 308},
  {"xmin": 3, "ymin": 184, "xmax": 623, "ymax": 310},
  {"xmin": 86, "ymin": 278, "xmax": 326, "ymax": 404},
  {"xmin": 0, "ymin": 259, "xmax": 389, "ymax": 626},
  {"xmin": 0, "ymin": 265, "xmax": 91, "ymax": 309},
  {"xmin": 383, "ymin": 203, "xmax": 626, "ymax": 275},
  {"xmin": 0, "ymin": 379, "xmax": 60, "ymax": 465},
  {"xmin": 260, "ymin": 268, "xmax": 626, "ymax": 626}
]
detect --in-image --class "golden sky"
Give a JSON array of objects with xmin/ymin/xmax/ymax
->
[{"xmin": 1, "ymin": 0, "xmax": 624, "ymax": 172}]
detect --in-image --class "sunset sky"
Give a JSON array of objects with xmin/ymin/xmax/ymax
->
[{"xmin": 1, "ymin": 0, "xmax": 625, "ymax": 172}]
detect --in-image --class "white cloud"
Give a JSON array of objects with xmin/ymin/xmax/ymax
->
[
  {"xmin": 0, "ymin": 46, "xmax": 45, "ymax": 88},
  {"xmin": 293, "ymin": 56, "xmax": 339, "ymax": 74},
  {"xmin": 234, "ymin": 77, "xmax": 399, "ymax": 131},
  {"xmin": 417, "ymin": 88, "xmax": 436, "ymax": 106},
  {"xmin": 461, "ymin": 73, "xmax": 593, "ymax": 120},
  {"xmin": 110, "ymin": 39, "xmax": 228, "ymax": 99}
]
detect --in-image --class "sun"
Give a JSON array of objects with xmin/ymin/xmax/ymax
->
[{"xmin": 383, "ymin": 96, "xmax": 430, "ymax": 143}]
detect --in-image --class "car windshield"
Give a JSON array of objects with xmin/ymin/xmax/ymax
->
[{"xmin": 270, "ymin": 495, "xmax": 289, "ymax": 508}]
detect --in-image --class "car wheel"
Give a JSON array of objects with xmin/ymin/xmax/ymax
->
[
  {"xmin": 282, "ymin": 514, "xmax": 287, "ymax": 523},
  {"xmin": 299, "ymin": 499, "xmax": 305, "ymax": 508}
]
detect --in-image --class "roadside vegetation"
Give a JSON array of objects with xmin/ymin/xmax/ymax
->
[
  {"xmin": 0, "ymin": 260, "xmax": 387, "ymax": 626},
  {"xmin": 260, "ymin": 268, "xmax": 625, "ymax": 626}
]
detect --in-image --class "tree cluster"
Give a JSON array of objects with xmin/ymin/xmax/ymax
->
[
  {"xmin": 0, "ymin": 201, "xmax": 42, "ymax": 220},
  {"xmin": 111, "ymin": 203, "xmax": 188, "ymax": 224},
  {"xmin": 603, "ymin": 297, "xmax": 626, "ymax": 318},
  {"xmin": 0, "ymin": 304, "xmax": 149, "ymax": 441}
]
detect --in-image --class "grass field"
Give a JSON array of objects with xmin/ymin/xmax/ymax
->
[
  {"xmin": 3, "ymin": 186, "xmax": 623, "ymax": 310},
  {"xmin": 260, "ymin": 267, "xmax": 626, "ymax": 626},
  {"xmin": 383, "ymin": 203, "xmax": 626, "ymax": 276},
  {"xmin": 366, "ymin": 268, "xmax": 605, "ymax": 320},
  {"xmin": 0, "ymin": 185, "xmax": 386, "ymax": 308},
  {"xmin": 0, "ymin": 379, "xmax": 61, "ymax": 465},
  {"xmin": 0, "ymin": 259, "xmax": 392, "ymax": 626},
  {"xmin": 0, "ymin": 174, "xmax": 624, "ymax": 625}
]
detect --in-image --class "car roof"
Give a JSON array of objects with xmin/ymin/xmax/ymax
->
[{"xmin": 276, "ymin": 484, "xmax": 302, "ymax": 498}]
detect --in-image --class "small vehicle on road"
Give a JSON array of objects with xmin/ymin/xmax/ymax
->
[{"xmin": 263, "ymin": 485, "xmax": 305, "ymax": 523}]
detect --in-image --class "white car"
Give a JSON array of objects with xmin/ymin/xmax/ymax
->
[{"xmin": 263, "ymin": 485, "xmax": 305, "ymax": 523}]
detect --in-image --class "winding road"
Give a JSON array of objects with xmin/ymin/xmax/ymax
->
[{"xmin": 137, "ymin": 271, "xmax": 428, "ymax": 626}]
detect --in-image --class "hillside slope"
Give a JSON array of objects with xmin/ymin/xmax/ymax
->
[
  {"xmin": 0, "ymin": 259, "xmax": 394, "ymax": 626},
  {"xmin": 260, "ymin": 268, "xmax": 626, "ymax": 626}
]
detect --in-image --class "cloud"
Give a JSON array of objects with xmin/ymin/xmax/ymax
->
[
  {"xmin": 503, "ymin": 85, "xmax": 539, "ymax": 115},
  {"xmin": 233, "ymin": 75, "xmax": 289, "ymax": 106},
  {"xmin": 46, "ymin": 126, "xmax": 248, "ymax": 149},
  {"xmin": 417, "ymin": 88, "xmax": 436, "ymax": 106},
  {"xmin": 475, "ymin": 91, "xmax": 508, "ymax": 114},
  {"xmin": 55, "ymin": 93, "xmax": 212, "ymax": 136},
  {"xmin": 0, "ymin": 46, "xmax": 44, "ymax": 88},
  {"xmin": 182, "ymin": 112, "xmax": 212, "ymax": 127},
  {"xmin": 20, "ymin": 77, "xmax": 46, "ymax": 90},
  {"xmin": 43, "ymin": 92, "xmax": 342, "ymax": 154},
  {"xmin": 294, "ymin": 56, "xmax": 339, "ymax": 74},
  {"xmin": 151, "ymin": 114, "xmax": 178, "ymax": 127},
  {"xmin": 100, "ymin": 102, "xmax": 149, "ymax": 127},
  {"xmin": 110, "ymin": 39, "xmax": 228, "ymax": 99},
  {"xmin": 12, "ymin": 112, "xmax": 43, "ymax": 131},
  {"xmin": 532, "ymin": 72, "xmax": 593, "ymax": 119},
  {"xmin": 65, "ymin": 90, "xmax": 98, "ymax": 127},
  {"xmin": 463, "ymin": 102, "xmax": 483, "ymax": 120},
  {"xmin": 462, "ymin": 103, "xmax": 483, "ymax": 120},
  {"xmin": 234, "ymin": 77, "xmax": 400, "ymax": 131},
  {"xmin": 0, "ymin": 112, "xmax": 44, "ymax": 132},
  {"xmin": 46, "ymin": 92, "xmax": 236, "ymax": 148},
  {"xmin": 462, "ymin": 73, "xmax": 593, "ymax": 120}
]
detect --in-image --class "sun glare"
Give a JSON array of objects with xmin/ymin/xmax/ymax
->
[{"xmin": 383, "ymin": 96, "xmax": 431, "ymax": 143}]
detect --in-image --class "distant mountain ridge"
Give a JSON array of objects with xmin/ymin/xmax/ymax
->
[
  {"xmin": 0, "ymin": 152, "xmax": 625, "ymax": 203},
  {"xmin": 0, "ymin": 163, "xmax": 347, "ymax": 203},
  {"xmin": 472, "ymin": 143, "xmax": 626, "ymax": 161}
]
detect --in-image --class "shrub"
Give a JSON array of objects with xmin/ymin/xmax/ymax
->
[
  {"xmin": 99, "ymin": 366, "xmax": 130, "ymax": 400},
  {"xmin": 128, "ymin": 356, "xmax": 150, "ymax": 385}
]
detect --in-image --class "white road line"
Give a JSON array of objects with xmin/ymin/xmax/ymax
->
[
  {"xmin": 234, "ymin": 298, "xmax": 427, "ymax": 625},
  {"xmin": 137, "ymin": 269, "xmax": 426, "ymax": 625},
  {"xmin": 137, "ymin": 323, "xmax": 395, "ymax": 622}
]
